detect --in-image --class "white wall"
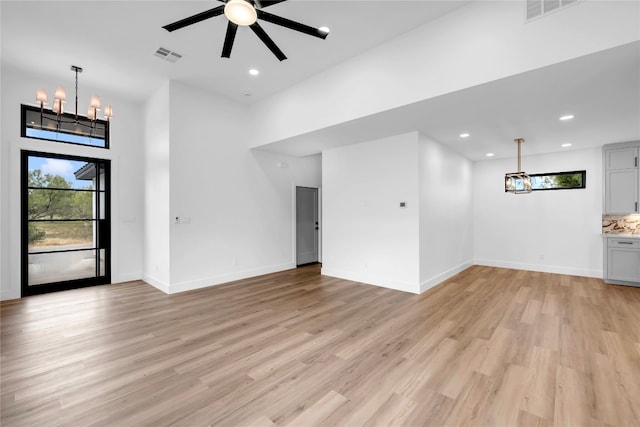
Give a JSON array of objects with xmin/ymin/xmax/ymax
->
[
  {"xmin": 0, "ymin": 63, "xmax": 145, "ymax": 300},
  {"xmin": 419, "ymin": 134, "xmax": 473, "ymax": 291},
  {"xmin": 473, "ymin": 147, "xmax": 603, "ymax": 277},
  {"xmin": 143, "ymin": 81, "xmax": 321, "ymax": 293},
  {"xmin": 249, "ymin": 0, "xmax": 639, "ymax": 147},
  {"xmin": 0, "ymin": 59, "xmax": 7, "ymax": 299},
  {"xmin": 322, "ymin": 132, "xmax": 475, "ymax": 294},
  {"xmin": 322, "ymin": 133, "xmax": 421, "ymax": 293},
  {"xmin": 142, "ymin": 82, "xmax": 171, "ymax": 291}
]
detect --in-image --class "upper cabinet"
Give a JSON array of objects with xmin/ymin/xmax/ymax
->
[{"xmin": 603, "ymin": 142, "xmax": 640, "ymax": 214}]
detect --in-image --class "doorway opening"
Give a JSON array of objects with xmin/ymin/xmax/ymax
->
[
  {"xmin": 21, "ymin": 151, "xmax": 111, "ymax": 296},
  {"xmin": 296, "ymin": 186, "xmax": 319, "ymax": 266}
]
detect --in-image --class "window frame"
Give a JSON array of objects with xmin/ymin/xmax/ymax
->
[
  {"xmin": 21, "ymin": 150, "xmax": 111, "ymax": 296},
  {"xmin": 21, "ymin": 104, "xmax": 110, "ymax": 149},
  {"xmin": 528, "ymin": 170, "xmax": 587, "ymax": 191}
]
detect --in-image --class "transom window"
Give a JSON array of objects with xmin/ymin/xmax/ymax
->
[{"xmin": 21, "ymin": 104, "xmax": 109, "ymax": 148}]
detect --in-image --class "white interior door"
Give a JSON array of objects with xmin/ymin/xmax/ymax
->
[{"xmin": 296, "ymin": 186, "xmax": 318, "ymax": 265}]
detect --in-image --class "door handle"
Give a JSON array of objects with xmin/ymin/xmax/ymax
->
[{"xmin": 315, "ymin": 227, "xmax": 319, "ymax": 230}]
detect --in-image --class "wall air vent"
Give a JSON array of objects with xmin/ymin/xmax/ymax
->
[
  {"xmin": 154, "ymin": 47, "xmax": 183, "ymax": 63},
  {"xmin": 526, "ymin": 0, "xmax": 580, "ymax": 21}
]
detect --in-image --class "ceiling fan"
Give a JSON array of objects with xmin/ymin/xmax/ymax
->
[{"xmin": 162, "ymin": 0, "xmax": 329, "ymax": 61}]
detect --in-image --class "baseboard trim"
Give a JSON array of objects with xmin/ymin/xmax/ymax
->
[
  {"xmin": 420, "ymin": 261, "xmax": 473, "ymax": 293},
  {"xmin": 141, "ymin": 274, "xmax": 170, "ymax": 294},
  {"xmin": 320, "ymin": 267, "xmax": 419, "ymax": 294},
  {"xmin": 473, "ymin": 259, "xmax": 602, "ymax": 278},
  {"xmin": 168, "ymin": 263, "xmax": 296, "ymax": 294},
  {"xmin": 0, "ymin": 291, "xmax": 20, "ymax": 302},
  {"xmin": 113, "ymin": 272, "xmax": 142, "ymax": 283}
]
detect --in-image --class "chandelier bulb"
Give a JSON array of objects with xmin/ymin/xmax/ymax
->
[
  {"xmin": 54, "ymin": 86, "xmax": 66, "ymax": 102},
  {"xmin": 36, "ymin": 88, "xmax": 48, "ymax": 105},
  {"xmin": 103, "ymin": 105, "xmax": 113, "ymax": 120},
  {"xmin": 90, "ymin": 95, "xmax": 101, "ymax": 110}
]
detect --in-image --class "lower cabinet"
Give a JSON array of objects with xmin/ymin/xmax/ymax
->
[{"xmin": 604, "ymin": 237, "xmax": 640, "ymax": 286}]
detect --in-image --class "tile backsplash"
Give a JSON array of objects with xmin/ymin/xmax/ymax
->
[{"xmin": 602, "ymin": 214, "xmax": 640, "ymax": 235}]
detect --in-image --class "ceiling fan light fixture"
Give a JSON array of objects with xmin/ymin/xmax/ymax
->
[{"xmin": 225, "ymin": 0, "xmax": 257, "ymax": 26}]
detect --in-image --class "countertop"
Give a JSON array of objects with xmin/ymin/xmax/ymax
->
[{"xmin": 602, "ymin": 233, "xmax": 640, "ymax": 239}]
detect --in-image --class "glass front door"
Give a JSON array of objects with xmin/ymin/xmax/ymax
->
[{"xmin": 21, "ymin": 151, "xmax": 110, "ymax": 296}]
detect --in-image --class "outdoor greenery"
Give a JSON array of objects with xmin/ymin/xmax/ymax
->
[
  {"xmin": 28, "ymin": 170, "xmax": 94, "ymax": 245},
  {"xmin": 531, "ymin": 171, "xmax": 585, "ymax": 190},
  {"xmin": 553, "ymin": 172, "xmax": 583, "ymax": 188}
]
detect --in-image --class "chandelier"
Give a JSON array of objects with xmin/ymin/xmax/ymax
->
[
  {"xmin": 35, "ymin": 65, "xmax": 113, "ymax": 133},
  {"xmin": 505, "ymin": 138, "xmax": 532, "ymax": 194}
]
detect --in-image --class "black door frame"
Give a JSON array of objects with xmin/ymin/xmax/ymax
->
[{"xmin": 21, "ymin": 150, "xmax": 111, "ymax": 296}]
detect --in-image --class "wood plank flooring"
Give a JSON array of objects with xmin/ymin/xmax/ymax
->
[{"xmin": 1, "ymin": 265, "xmax": 639, "ymax": 426}]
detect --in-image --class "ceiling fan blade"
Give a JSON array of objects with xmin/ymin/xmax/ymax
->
[
  {"xmin": 259, "ymin": 1, "xmax": 287, "ymax": 8},
  {"xmin": 249, "ymin": 22, "xmax": 287, "ymax": 61},
  {"xmin": 216, "ymin": 0, "xmax": 283, "ymax": 7},
  {"xmin": 221, "ymin": 21, "xmax": 238, "ymax": 58},
  {"xmin": 162, "ymin": 5, "xmax": 225, "ymax": 32},
  {"xmin": 257, "ymin": 9, "xmax": 328, "ymax": 39}
]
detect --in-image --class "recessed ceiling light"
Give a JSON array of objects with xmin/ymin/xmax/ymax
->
[
  {"xmin": 486, "ymin": 153, "xmax": 495, "ymax": 157},
  {"xmin": 459, "ymin": 133, "xmax": 470, "ymax": 138},
  {"xmin": 561, "ymin": 143, "xmax": 572, "ymax": 147},
  {"xmin": 559, "ymin": 114, "xmax": 574, "ymax": 121},
  {"xmin": 249, "ymin": 68, "xmax": 259, "ymax": 76},
  {"xmin": 318, "ymin": 26, "xmax": 330, "ymax": 34}
]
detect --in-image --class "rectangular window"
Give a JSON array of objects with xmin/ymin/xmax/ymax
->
[
  {"xmin": 21, "ymin": 104, "xmax": 109, "ymax": 148},
  {"xmin": 529, "ymin": 170, "xmax": 586, "ymax": 191}
]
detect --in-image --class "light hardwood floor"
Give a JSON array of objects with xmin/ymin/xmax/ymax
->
[{"xmin": 1, "ymin": 265, "xmax": 639, "ymax": 426}]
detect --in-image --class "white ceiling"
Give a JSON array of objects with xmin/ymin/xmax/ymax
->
[
  {"xmin": 258, "ymin": 41, "xmax": 640, "ymax": 161},
  {"xmin": 2, "ymin": 1, "xmax": 639, "ymax": 161},
  {"xmin": 0, "ymin": 0, "xmax": 470, "ymax": 104}
]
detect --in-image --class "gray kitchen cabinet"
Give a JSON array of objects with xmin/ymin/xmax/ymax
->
[
  {"xmin": 603, "ymin": 142, "xmax": 639, "ymax": 214},
  {"xmin": 604, "ymin": 237, "xmax": 640, "ymax": 286}
]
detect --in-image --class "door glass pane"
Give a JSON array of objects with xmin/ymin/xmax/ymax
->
[
  {"xmin": 28, "ymin": 220, "xmax": 94, "ymax": 252},
  {"xmin": 28, "ymin": 157, "xmax": 97, "ymax": 189},
  {"xmin": 96, "ymin": 164, "xmax": 106, "ymax": 190},
  {"xmin": 98, "ymin": 192, "xmax": 106, "ymax": 219},
  {"xmin": 28, "ymin": 189, "xmax": 94, "ymax": 220},
  {"xmin": 99, "ymin": 249, "xmax": 106, "ymax": 276},
  {"xmin": 28, "ymin": 249, "xmax": 97, "ymax": 286}
]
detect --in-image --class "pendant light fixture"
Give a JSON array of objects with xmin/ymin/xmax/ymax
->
[
  {"xmin": 35, "ymin": 65, "xmax": 113, "ymax": 130},
  {"xmin": 505, "ymin": 138, "xmax": 532, "ymax": 194}
]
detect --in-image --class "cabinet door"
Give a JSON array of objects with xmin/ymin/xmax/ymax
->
[
  {"xmin": 607, "ymin": 248, "xmax": 640, "ymax": 282},
  {"xmin": 605, "ymin": 146, "xmax": 638, "ymax": 170},
  {"xmin": 606, "ymin": 168, "xmax": 639, "ymax": 213}
]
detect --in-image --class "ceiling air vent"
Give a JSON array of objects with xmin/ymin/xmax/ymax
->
[
  {"xmin": 526, "ymin": 0, "xmax": 581, "ymax": 21},
  {"xmin": 154, "ymin": 47, "xmax": 183, "ymax": 63}
]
